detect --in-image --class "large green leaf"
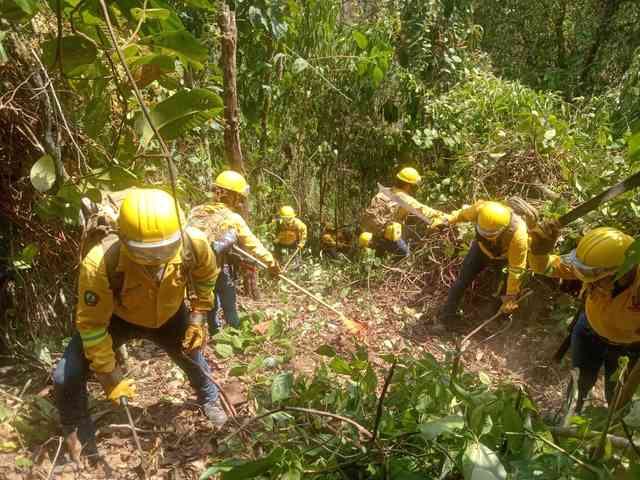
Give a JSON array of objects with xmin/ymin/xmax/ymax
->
[
  {"xmin": 30, "ymin": 155, "xmax": 56, "ymax": 193},
  {"xmin": 501, "ymin": 404, "xmax": 524, "ymax": 454},
  {"xmin": 419, "ymin": 415, "xmax": 465, "ymax": 441},
  {"xmin": 135, "ymin": 88, "xmax": 223, "ymax": 146},
  {"xmin": 462, "ymin": 442, "xmax": 507, "ymax": 480},
  {"xmin": 0, "ymin": 0, "xmax": 39, "ymax": 21},
  {"xmin": 617, "ymin": 238, "xmax": 640, "ymax": 279},
  {"xmin": 140, "ymin": 30, "xmax": 207, "ymax": 68},
  {"xmin": 221, "ymin": 448, "xmax": 284, "ymax": 480},
  {"xmin": 271, "ymin": 371, "xmax": 293, "ymax": 402},
  {"xmin": 42, "ymin": 36, "xmax": 97, "ymax": 74},
  {"xmin": 629, "ymin": 130, "xmax": 640, "ymax": 161}
]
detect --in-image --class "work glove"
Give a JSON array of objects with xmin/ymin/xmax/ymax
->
[
  {"xmin": 430, "ymin": 216, "xmax": 447, "ymax": 229},
  {"xmin": 530, "ymin": 219, "xmax": 562, "ymax": 255},
  {"xmin": 211, "ymin": 229, "xmax": 238, "ymax": 257},
  {"xmin": 268, "ymin": 262, "xmax": 282, "ymax": 279},
  {"xmin": 95, "ymin": 366, "xmax": 136, "ymax": 405},
  {"xmin": 183, "ymin": 311, "xmax": 207, "ymax": 352},
  {"xmin": 500, "ymin": 294, "xmax": 519, "ymax": 314}
]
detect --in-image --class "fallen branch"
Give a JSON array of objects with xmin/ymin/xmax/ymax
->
[
  {"xmin": 550, "ymin": 426, "xmax": 640, "ymax": 454},
  {"xmin": 372, "ymin": 362, "xmax": 396, "ymax": 442},
  {"xmin": 45, "ymin": 436, "xmax": 63, "ymax": 480}
]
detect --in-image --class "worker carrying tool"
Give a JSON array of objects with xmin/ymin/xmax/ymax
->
[
  {"xmin": 361, "ymin": 167, "xmax": 448, "ymax": 258},
  {"xmin": 189, "ymin": 170, "xmax": 281, "ymax": 332},
  {"xmin": 273, "ymin": 205, "xmax": 307, "ymax": 266},
  {"xmin": 530, "ymin": 225, "xmax": 640, "ymax": 412},
  {"xmin": 439, "ymin": 199, "xmax": 533, "ymax": 322},
  {"xmin": 53, "ymin": 189, "xmax": 225, "ymax": 460}
]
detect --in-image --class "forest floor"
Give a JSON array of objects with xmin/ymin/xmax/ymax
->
[{"xmin": 0, "ymin": 255, "xmax": 596, "ymax": 479}]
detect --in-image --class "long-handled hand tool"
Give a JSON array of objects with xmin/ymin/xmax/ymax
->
[
  {"xmin": 283, "ymin": 247, "xmax": 301, "ymax": 272},
  {"xmin": 232, "ymin": 246, "xmax": 367, "ymax": 335},
  {"xmin": 377, "ymin": 183, "xmax": 433, "ymax": 226}
]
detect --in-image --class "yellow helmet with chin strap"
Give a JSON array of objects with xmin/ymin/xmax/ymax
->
[
  {"xmin": 476, "ymin": 201, "xmax": 511, "ymax": 239},
  {"xmin": 214, "ymin": 170, "xmax": 250, "ymax": 198},
  {"xmin": 279, "ymin": 205, "xmax": 296, "ymax": 218},
  {"xmin": 359, "ymin": 231, "xmax": 373, "ymax": 248},
  {"xmin": 118, "ymin": 189, "xmax": 182, "ymax": 265},
  {"xmin": 565, "ymin": 227, "xmax": 634, "ymax": 283},
  {"xmin": 397, "ymin": 167, "xmax": 422, "ymax": 185}
]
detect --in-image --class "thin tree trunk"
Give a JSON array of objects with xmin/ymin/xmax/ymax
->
[
  {"xmin": 579, "ymin": 0, "xmax": 621, "ymax": 86},
  {"xmin": 218, "ymin": 2, "xmax": 244, "ymax": 173},
  {"xmin": 554, "ymin": 0, "xmax": 567, "ymax": 69}
]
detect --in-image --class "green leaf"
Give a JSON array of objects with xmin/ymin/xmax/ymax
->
[
  {"xmin": 0, "ymin": 404, "xmax": 10, "ymax": 422},
  {"xmin": 42, "ymin": 36, "xmax": 97, "ymax": 74},
  {"xmin": 30, "ymin": 154, "xmax": 56, "ymax": 192},
  {"xmin": 544, "ymin": 128, "xmax": 556, "ymax": 140},
  {"xmin": 315, "ymin": 344, "xmax": 336, "ymax": 357},
  {"xmin": 420, "ymin": 415, "xmax": 465, "ymax": 440},
  {"xmin": 131, "ymin": 7, "xmax": 170, "ymax": 20},
  {"xmin": 462, "ymin": 442, "xmax": 507, "ymax": 480},
  {"xmin": 215, "ymin": 343, "xmax": 234, "ymax": 359},
  {"xmin": 629, "ymin": 130, "xmax": 640, "ymax": 160},
  {"xmin": 0, "ymin": 31, "xmax": 8, "ymax": 65},
  {"xmin": 502, "ymin": 404, "xmax": 524, "ymax": 454},
  {"xmin": 617, "ymin": 238, "xmax": 640, "ymax": 279},
  {"xmin": 229, "ymin": 364, "xmax": 247, "ymax": 376},
  {"xmin": 222, "ymin": 447, "xmax": 284, "ymax": 480},
  {"xmin": 14, "ymin": 457, "xmax": 32, "ymax": 469},
  {"xmin": 0, "ymin": 0, "xmax": 40, "ymax": 21},
  {"xmin": 352, "ymin": 30, "xmax": 368, "ymax": 49},
  {"xmin": 371, "ymin": 65, "xmax": 384, "ymax": 86},
  {"xmin": 280, "ymin": 470, "xmax": 301, "ymax": 480},
  {"xmin": 271, "ymin": 371, "xmax": 293, "ymax": 402},
  {"xmin": 182, "ymin": 0, "xmax": 216, "ymax": 11},
  {"xmin": 135, "ymin": 88, "xmax": 223, "ymax": 146},
  {"xmin": 329, "ymin": 357, "xmax": 352, "ymax": 375},
  {"xmin": 292, "ymin": 57, "xmax": 309, "ymax": 74},
  {"xmin": 140, "ymin": 30, "xmax": 208, "ymax": 68}
]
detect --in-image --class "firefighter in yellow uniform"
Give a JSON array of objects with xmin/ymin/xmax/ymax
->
[
  {"xmin": 53, "ymin": 189, "xmax": 223, "ymax": 460},
  {"xmin": 440, "ymin": 201, "xmax": 528, "ymax": 321},
  {"xmin": 320, "ymin": 223, "xmax": 351, "ymax": 259},
  {"xmin": 530, "ymin": 226, "xmax": 640, "ymax": 412},
  {"xmin": 273, "ymin": 205, "xmax": 307, "ymax": 264},
  {"xmin": 361, "ymin": 167, "xmax": 448, "ymax": 257},
  {"xmin": 189, "ymin": 170, "xmax": 280, "ymax": 333}
]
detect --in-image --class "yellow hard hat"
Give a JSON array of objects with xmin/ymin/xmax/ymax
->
[
  {"xmin": 396, "ymin": 167, "xmax": 422, "ymax": 185},
  {"xmin": 565, "ymin": 227, "xmax": 634, "ymax": 283},
  {"xmin": 118, "ymin": 189, "xmax": 182, "ymax": 265},
  {"xmin": 359, "ymin": 231, "xmax": 373, "ymax": 248},
  {"xmin": 476, "ymin": 201, "xmax": 511, "ymax": 238},
  {"xmin": 279, "ymin": 206, "xmax": 296, "ymax": 218},
  {"xmin": 214, "ymin": 170, "xmax": 250, "ymax": 197}
]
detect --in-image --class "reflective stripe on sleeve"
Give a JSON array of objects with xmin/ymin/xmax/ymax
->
[{"xmin": 80, "ymin": 328, "xmax": 108, "ymax": 348}]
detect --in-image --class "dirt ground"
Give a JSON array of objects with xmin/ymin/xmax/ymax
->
[{"xmin": 0, "ymin": 262, "xmax": 596, "ymax": 479}]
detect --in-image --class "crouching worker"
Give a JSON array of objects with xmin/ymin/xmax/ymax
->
[
  {"xmin": 53, "ymin": 189, "xmax": 225, "ymax": 461},
  {"xmin": 531, "ymin": 225, "xmax": 640, "ymax": 412},
  {"xmin": 440, "ymin": 201, "xmax": 528, "ymax": 322},
  {"xmin": 273, "ymin": 206, "xmax": 307, "ymax": 265},
  {"xmin": 189, "ymin": 170, "xmax": 281, "ymax": 333}
]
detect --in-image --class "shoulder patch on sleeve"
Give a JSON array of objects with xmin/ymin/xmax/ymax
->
[{"xmin": 84, "ymin": 290, "xmax": 100, "ymax": 306}]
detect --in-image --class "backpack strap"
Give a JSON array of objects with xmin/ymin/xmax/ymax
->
[{"xmin": 101, "ymin": 236, "xmax": 124, "ymax": 305}]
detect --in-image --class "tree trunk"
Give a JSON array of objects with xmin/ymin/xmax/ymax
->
[
  {"xmin": 554, "ymin": 0, "xmax": 567, "ymax": 69},
  {"xmin": 579, "ymin": 0, "xmax": 622, "ymax": 87},
  {"xmin": 218, "ymin": 2, "xmax": 244, "ymax": 173}
]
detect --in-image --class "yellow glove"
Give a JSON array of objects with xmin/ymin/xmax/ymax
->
[
  {"xmin": 268, "ymin": 262, "xmax": 282, "ymax": 279},
  {"xmin": 183, "ymin": 312, "xmax": 206, "ymax": 352},
  {"xmin": 500, "ymin": 295, "xmax": 519, "ymax": 314},
  {"xmin": 95, "ymin": 367, "xmax": 136, "ymax": 405}
]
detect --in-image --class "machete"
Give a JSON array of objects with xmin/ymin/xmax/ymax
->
[
  {"xmin": 377, "ymin": 183, "xmax": 433, "ymax": 226},
  {"xmin": 557, "ymin": 169, "xmax": 640, "ymax": 226}
]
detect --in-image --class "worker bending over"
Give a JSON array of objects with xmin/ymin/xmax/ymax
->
[
  {"xmin": 189, "ymin": 170, "xmax": 280, "ymax": 332},
  {"xmin": 361, "ymin": 167, "xmax": 447, "ymax": 257},
  {"xmin": 440, "ymin": 200, "xmax": 528, "ymax": 321},
  {"xmin": 53, "ymin": 189, "xmax": 224, "ymax": 460}
]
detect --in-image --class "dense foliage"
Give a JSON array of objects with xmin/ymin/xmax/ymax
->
[{"xmin": 2, "ymin": 0, "xmax": 640, "ymax": 478}]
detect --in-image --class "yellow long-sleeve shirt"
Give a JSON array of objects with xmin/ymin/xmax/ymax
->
[
  {"xmin": 189, "ymin": 202, "xmax": 276, "ymax": 268},
  {"xmin": 275, "ymin": 217, "xmax": 307, "ymax": 248},
  {"xmin": 448, "ymin": 201, "xmax": 528, "ymax": 295},
  {"xmin": 77, "ymin": 227, "xmax": 218, "ymax": 373},
  {"xmin": 530, "ymin": 253, "xmax": 640, "ymax": 344}
]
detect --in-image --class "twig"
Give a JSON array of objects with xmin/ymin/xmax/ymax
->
[
  {"xmin": 528, "ymin": 430, "xmax": 603, "ymax": 477},
  {"xmin": 372, "ymin": 362, "xmax": 396, "ymax": 442},
  {"xmin": 45, "ymin": 436, "xmax": 63, "ymax": 480},
  {"xmin": 550, "ymin": 425, "xmax": 640, "ymax": 454},
  {"xmin": 221, "ymin": 408, "xmax": 285, "ymax": 443},
  {"xmin": 283, "ymin": 407, "xmax": 373, "ymax": 439},
  {"xmin": 621, "ymin": 420, "xmax": 640, "ymax": 458}
]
